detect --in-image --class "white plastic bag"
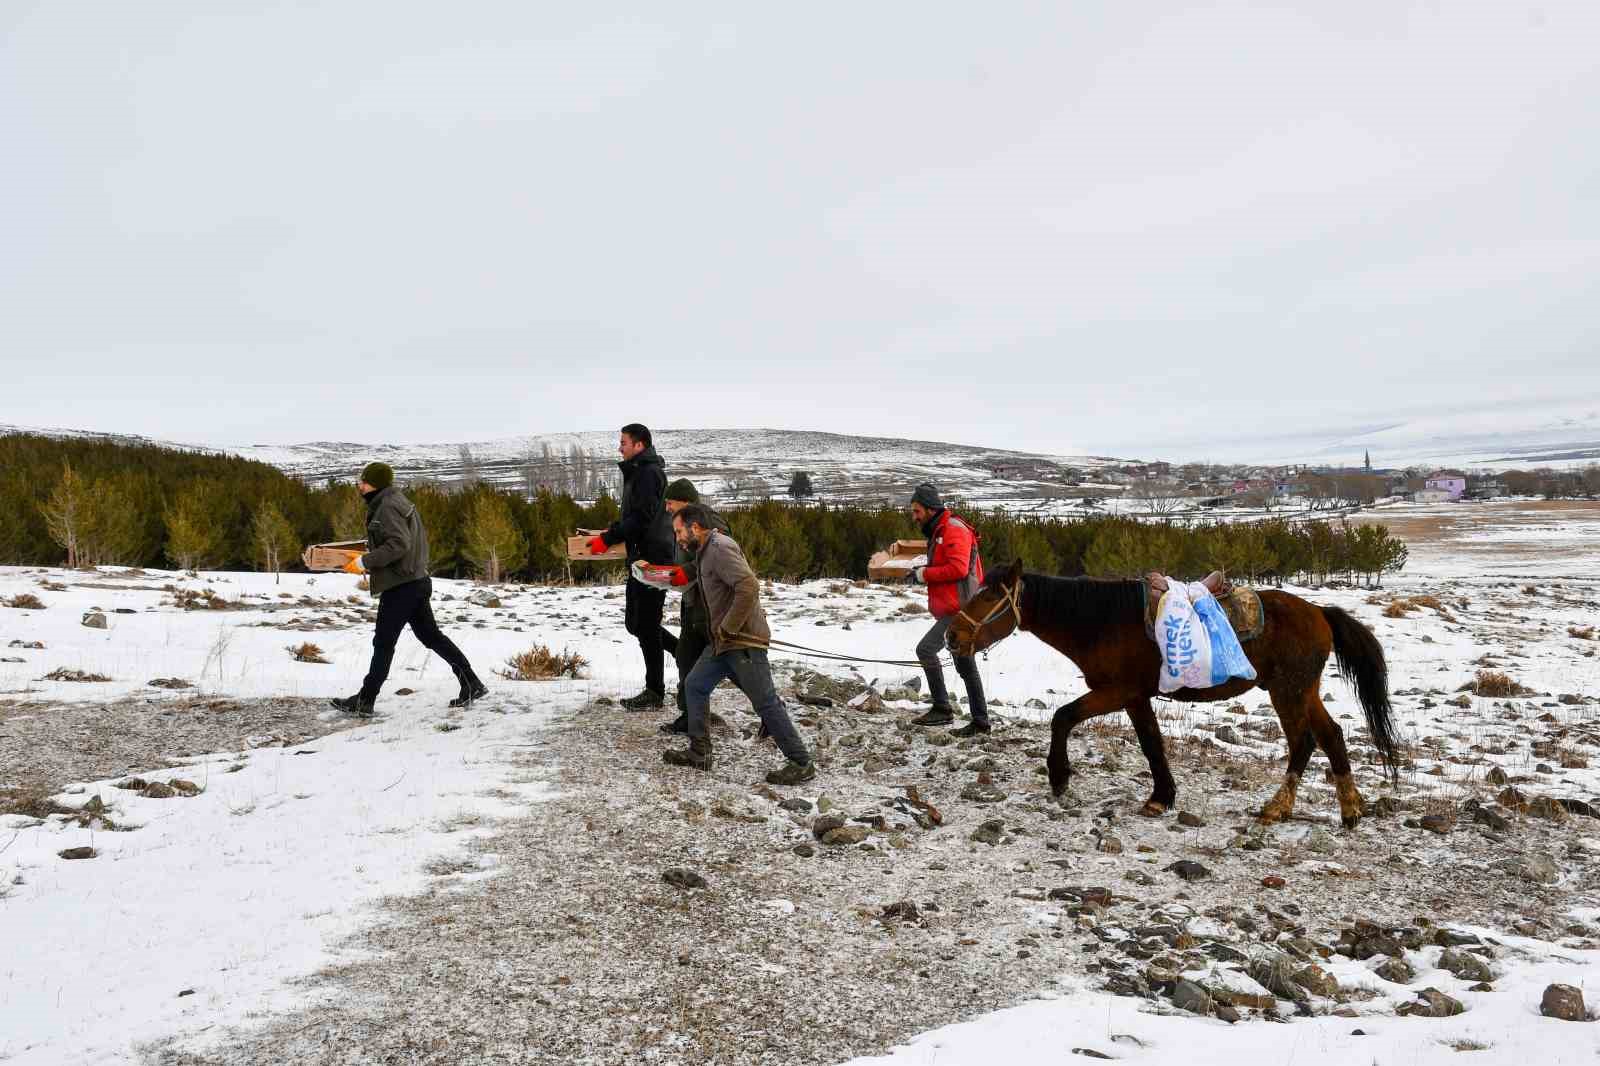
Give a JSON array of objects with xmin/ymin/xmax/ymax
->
[{"xmin": 1156, "ymin": 581, "xmax": 1257, "ymax": 692}]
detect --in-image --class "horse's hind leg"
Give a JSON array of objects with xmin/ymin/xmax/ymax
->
[
  {"xmin": 1260, "ymin": 688, "xmax": 1315, "ymax": 824},
  {"xmin": 1306, "ymin": 692, "xmax": 1364, "ymax": 828},
  {"xmin": 1128, "ymin": 699, "xmax": 1176, "ymax": 817}
]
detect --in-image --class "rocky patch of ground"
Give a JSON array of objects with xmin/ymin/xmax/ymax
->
[{"xmin": 145, "ymin": 662, "xmax": 1600, "ymax": 1065}]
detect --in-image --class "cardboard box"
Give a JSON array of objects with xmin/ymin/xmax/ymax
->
[
  {"xmin": 567, "ymin": 530, "xmax": 628, "ymax": 562},
  {"xmin": 302, "ymin": 540, "xmax": 366, "ymax": 572},
  {"xmin": 867, "ymin": 539, "xmax": 928, "ymax": 581}
]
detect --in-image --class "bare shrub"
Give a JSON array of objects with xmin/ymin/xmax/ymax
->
[
  {"xmin": 1459, "ymin": 670, "xmax": 1532, "ymax": 698},
  {"xmin": 287, "ymin": 642, "xmax": 329, "ymax": 664},
  {"xmin": 170, "ymin": 587, "xmax": 238, "ymax": 611},
  {"xmin": 4, "ymin": 593, "xmax": 45, "ymax": 610},
  {"xmin": 42, "ymin": 667, "xmax": 112, "ymax": 683},
  {"xmin": 501, "ymin": 645, "xmax": 588, "ymax": 681}
]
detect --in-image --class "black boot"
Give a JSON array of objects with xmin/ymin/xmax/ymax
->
[
  {"xmin": 663, "ymin": 736, "xmax": 712, "ymax": 771},
  {"xmin": 622, "ymin": 688, "xmax": 665, "ymax": 711},
  {"xmin": 952, "ymin": 720, "xmax": 991, "ymax": 737},
  {"xmin": 910, "ymin": 703, "xmax": 956, "ymax": 727},
  {"xmin": 658, "ymin": 714, "xmax": 688, "ymax": 736},
  {"xmin": 449, "ymin": 668, "xmax": 489, "ymax": 708},
  {"xmin": 330, "ymin": 693, "xmax": 375, "ymax": 718}
]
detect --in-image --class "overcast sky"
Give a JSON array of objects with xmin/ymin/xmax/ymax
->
[{"xmin": 3, "ymin": 2, "xmax": 1597, "ymax": 457}]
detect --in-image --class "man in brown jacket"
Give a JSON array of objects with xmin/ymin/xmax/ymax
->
[{"xmin": 663, "ymin": 504, "xmax": 814, "ymax": 785}]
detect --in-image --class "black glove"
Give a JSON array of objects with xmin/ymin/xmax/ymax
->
[{"xmin": 909, "ymin": 566, "xmax": 926, "ymax": 585}]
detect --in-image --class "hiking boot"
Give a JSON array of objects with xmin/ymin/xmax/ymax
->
[
  {"xmin": 330, "ymin": 693, "xmax": 375, "ymax": 718},
  {"xmin": 449, "ymin": 671, "xmax": 489, "ymax": 708},
  {"xmin": 621, "ymin": 688, "xmax": 665, "ymax": 711},
  {"xmin": 663, "ymin": 736, "xmax": 712, "ymax": 771},
  {"xmin": 952, "ymin": 720, "xmax": 991, "ymax": 737},
  {"xmin": 765, "ymin": 759, "xmax": 816, "ymax": 786},
  {"xmin": 658, "ymin": 714, "xmax": 688, "ymax": 736},
  {"xmin": 910, "ymin": 704, "xmax": 956, "ymax": 727}
]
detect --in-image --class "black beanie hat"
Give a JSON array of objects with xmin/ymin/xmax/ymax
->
[
  {"xmin": 665, "ymin": 478, "xmax": 700, "ymax": 504},
  {"xmin": 360, "ymin": 462, "xmax": 394, "ymax": 491},
  {"xmin": 910, "ymin": 482, "xmax": 942, "ymax": 509}
]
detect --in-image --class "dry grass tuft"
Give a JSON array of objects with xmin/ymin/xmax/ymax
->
[
  {"xmin": 42, "ymin": 667, "xmax": 112, "ymax": 683},
  {"xmin": 287, "ymin": 642, "xmax": 329, "ymax": 664},
  {"xmin": 1570, "ymin": 625, "xmax": 1596, "ymax": 641},
  {"xmin": 501, "ymin": 645, "xmax": 588, "ymax": 681},
  {"xmin": 4, "ymin": 593, "xmax": 46, "ymax": 610},
  {"xmin": 1443, "ymin": 1038, "xmax": 1492, "ymax": 1052},
  {"xmin": 0, "ymin": 786, "xmax": 114, "ymax": 828},
  {"xmin": 1459, "ymin": 669, "xmax": 1532, "ymax": 698},
  {"xmin": 170, "ymin": 587, "xmax": 238, "ymax": 611},
  {"xmin": 1376, "ymin": 594, "xmax": 1456, "ymax": 622}
]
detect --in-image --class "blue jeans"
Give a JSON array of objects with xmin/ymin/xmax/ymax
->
[{"xmin": 684, "ymin": 647, "xmax": 809, "ymax": 765}]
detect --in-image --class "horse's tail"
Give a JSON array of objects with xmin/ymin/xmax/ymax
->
[{"xmin": 1321, "ymin": 605, "xmax": 1401, "ymax": 785}]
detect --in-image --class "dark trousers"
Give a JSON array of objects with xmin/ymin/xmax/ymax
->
[
  {"xmin": 916, "ymin": 616, "xmax": 989, "ymax": 725},
  {"xmin": 624, "ymin": 577, "xmax": 672, "ymax": 693},
  {"xmin": 360, "ymin": 577, "xmax": 475, "ymax": 701},
  {"xmin": 675, "ymin": 624, "xmax": 711, "ymax": 713},
  {"xmin": 684, "ymin": 647, "xmax": 809, "ymax": 765}
]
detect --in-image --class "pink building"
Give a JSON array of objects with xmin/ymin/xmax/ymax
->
[{"xmin": 1424, "ymin": 470, "xmax": 1467, "ymax": 500}]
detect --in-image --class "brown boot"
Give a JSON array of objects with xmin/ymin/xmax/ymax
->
[{"xmin": 663, "ymin": 736, "xmax": 712, "ymax": 771}]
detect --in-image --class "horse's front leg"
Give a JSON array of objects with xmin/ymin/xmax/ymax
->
[
  {"xmin": 1046, "ymin": 687, "xmax": 1140, "ymax": 802},
  {"xmin": 1127, "ymin": 698, "xmax": 1175, "ymax": 817}
]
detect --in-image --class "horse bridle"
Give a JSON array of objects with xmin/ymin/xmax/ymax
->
[{"xmin": 950, "ymin": 577, "xmax": 1024, "ymax": 655}]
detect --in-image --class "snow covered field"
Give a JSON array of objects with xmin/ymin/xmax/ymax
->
[{"xmin": 1, "ymin": 499, "xmax": 1598, "ymax": 1064}]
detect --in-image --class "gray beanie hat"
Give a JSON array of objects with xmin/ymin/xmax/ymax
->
[{"xmin": 910, "ymin": 482, "xmax": 942, "ymax": 509}]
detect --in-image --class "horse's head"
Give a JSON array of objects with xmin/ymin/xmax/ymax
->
[{"xmin": 946, "ymin": 559, "xmax": 1024, "ymax": 657}]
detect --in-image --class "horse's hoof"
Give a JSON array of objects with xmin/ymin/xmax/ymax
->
[
  {"xmin": 1140, "ymin": 801, "xmax": 1167, "ymax": 818},
  {"xmin": 1341, "ymin": 814, "xmax": 1360, "ymax": 831}
]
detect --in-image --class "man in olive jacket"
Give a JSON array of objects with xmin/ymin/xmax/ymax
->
[
  {"xmin": 659, "ymin": 479, "xmax": 733, "ymax": 735},
  {"xmin": 586, "ymin": 423, "xmax": 677, "ymax": 709},
  {"xmin": 331, "ymin": 462, "xmax": 485, "ymax": 717},
  {"xmin": 664, "ymin": 504, "xmax": 814, "ymax": 786}
]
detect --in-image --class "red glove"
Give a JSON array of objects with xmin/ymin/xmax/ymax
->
[
  {"xmin": 587, "ymin": 536, "xmax": 609, "ymax": 555},
  {"xmin": 669, "ymin": 566, "xmax": 689, "ymax": 587}
]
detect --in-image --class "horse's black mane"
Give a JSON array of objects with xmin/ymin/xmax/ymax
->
[{"xmin": 983, "ymin": 567, "xmax": 1145, "ymax": 627}]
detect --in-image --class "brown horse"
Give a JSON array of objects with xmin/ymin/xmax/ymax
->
[{"xmin": 945, "ymin": 561, "xmax": 1400, "ymax": 828}]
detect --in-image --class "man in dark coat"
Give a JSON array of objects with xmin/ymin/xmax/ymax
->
[
  {"xmin": 658, "ymin": 478, "xmax": 732, "ymax": 735},
  {"xmin": 331, "ymin": 462, "xmax": 486, "ymax": 717},
  {"xmin": 587, "ymin": 423, "xmax": 677, "ymax": 708}
]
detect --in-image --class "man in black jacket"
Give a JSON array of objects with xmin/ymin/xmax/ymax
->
[
  {"xmin": 331, "ymin": 462, "xmax": 486, "ymax": 717},
  {"xmin": 586, "ymin": 424, "xmax": 677, "ymax": 709}
]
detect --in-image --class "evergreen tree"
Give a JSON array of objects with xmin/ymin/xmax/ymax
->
[
  {"xmin": 251, "ymin": 501, "xmax": 301, "ymax": 583},
  {"xmin": 461, "ymin": 490, "xmax": 527, "ymax": 583},
  {"xmin": 164, "ymin": 484, "xmax": 225, "ymax": 571},
  {"xmin": 787, "ymin": 471, "xmax": 815, "ymax": 499},
  {"xmin": 328, "ymin": 483, "xmax": 368, "ymax": 541},
  {"xmin": 40, "ymin": 463, "xmax": 92, "ymax": 567}
]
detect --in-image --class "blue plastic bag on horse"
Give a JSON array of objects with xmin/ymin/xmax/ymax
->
[
  {"xmin": 1192, "ymin": 589, "xmax": 1256, "ymax": 687},
  {"xmin": 1156, "ymin": 582, "xmax": 1256, "ymax": 692}
]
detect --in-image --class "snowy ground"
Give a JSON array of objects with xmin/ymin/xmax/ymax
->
[{"xmin": 1, "ymin": 499, "xmax": 1598, "ymax": 1063}]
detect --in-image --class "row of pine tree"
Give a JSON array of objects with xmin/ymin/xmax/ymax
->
[{"xmin": 0, "ymin": 434, "xmax": 1408, "ymax": 587}]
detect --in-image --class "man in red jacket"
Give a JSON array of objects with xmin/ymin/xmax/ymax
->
[{"xmin": 907, "ymin": 483, "xmax": 991, "ymax": 735}]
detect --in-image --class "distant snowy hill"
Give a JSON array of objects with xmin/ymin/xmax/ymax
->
[
  {"xmin": 0, "ymin": 424, "xmax": 1127, "ymax": 506},
  {"xmin": 229, "ymin": 428, "xmax": 1127, "ymax": 506}
]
